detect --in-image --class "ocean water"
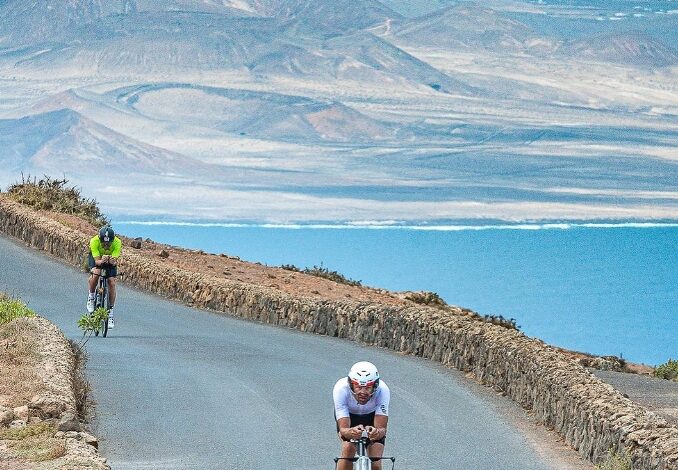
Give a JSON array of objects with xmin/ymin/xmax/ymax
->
[{"xmin": 116, "ymin": 221, "xmax": 677, "ymax": 366}]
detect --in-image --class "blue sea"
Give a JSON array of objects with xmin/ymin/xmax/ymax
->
[{"xmin": 115, "ymin": 221, "xmax": 677, "ymax": 366}]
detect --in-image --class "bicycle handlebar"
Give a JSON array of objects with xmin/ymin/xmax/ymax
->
[{"xmin": 334, "ymin": 457, "xmax": 396, "ymax": 462}]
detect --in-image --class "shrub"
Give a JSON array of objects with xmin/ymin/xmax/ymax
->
[
  {"xmin": 77, "ymin": 307, "xmax": 109, "ymax": 338},
  {"xmin": 0, "ymin": 293, "xmax": 35, "ymax": 325},
  {"xmin": 5, "ymin": 174, "xmax": 108, "ymax": 226},
  {"xmin": 280, "ymin": 264, "xmax": 301, "ymax": 272},
  {"xmin": 483, "ymin": 314, "xmax": 520, "ymax": 331},
  {"xmin": 596, "ymin": 449, "xmax": 632, "ymax": 470},
  {"xmin": 404, "ymin": 291, "xmax": 447, "ymax": 307},
  {"xmin": 654, "ymin": 359, "xmax": 678, "ymax": 381},
  {"xmin": 281, "ymin": 263, "xmax": 362, "ymax": 287}
]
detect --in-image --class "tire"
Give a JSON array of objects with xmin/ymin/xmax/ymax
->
[
  {"xmin": 93, "ymin": 276, "xmax": 109, "ymax": 337},
  {"xmin": 101, "ymin": 281, "xmax": 109, "ymax": 338},
  {"xmin": 93, "ymin": 284, "xmax": 102, "ymax": 337}
]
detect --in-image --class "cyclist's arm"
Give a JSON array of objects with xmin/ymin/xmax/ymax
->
[
  {"xmin": 368, "ymin": 384, "xmax": 389, "ymax": 440},
  {"xmin": 337, "ymin": 417, "xmax": 365, "ymax": 440},
  {"xmin": 334, "ymin": 380, "xmax": 362, "ymax": 440},
  {"xmin": 369, "ymin": 414, "xmax": 388, "ymax": 440},
  {"xmin": 110, "ymin": 238, "xmax": 122, "ymax": 258},
  {"xmin": 90, "ymin": 237, "xmax": 104, "ymax": 267}
]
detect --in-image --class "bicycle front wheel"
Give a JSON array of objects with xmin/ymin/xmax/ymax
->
[{"xmin": 101, "ymin": 283, "xmax": 109, "ymax": 338}]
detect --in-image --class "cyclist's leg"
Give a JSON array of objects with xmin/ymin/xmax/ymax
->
[
  {"xmin": 338, "ymin": 441, "xmax": 356, "ymax": 470},
  {"xmin": 87, "ymin": 254, "xmax": 100, "ymax": 293},
  {"xmin": 108, "ymin": 276, "xmax": 116, "ymax": 308},
  {"xmin": 87, "ymin": 254, "xmax": 100, "ymax": 313},
  {"xmin": 368, "ymin": 442, "xmax": 385, "ymax": 470}
]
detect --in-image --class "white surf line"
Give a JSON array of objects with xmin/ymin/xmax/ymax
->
[{"xmin": 116, "ymin": 221, "xmax": 678, "ymax": 231}]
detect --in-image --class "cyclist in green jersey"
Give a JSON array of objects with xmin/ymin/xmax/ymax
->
[{"xmin": 86, "ymin": 226, "xmax": 122, "ymax": 327}]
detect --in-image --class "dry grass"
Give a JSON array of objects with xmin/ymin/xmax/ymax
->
[
  {"xmin": 0, "ymin": 320, "xmax": 41, "ymax": 408},
  {"xmin": 5, "ymin": 174, "xmax": 108, "ymax": 227},
  {"xmin": 69, "ymin": 340, "xmax": 93, "ymax": 422},
  {"xmin": 0, "ymin": 293, "xmax": 35, "ymax": 325},
  {"xmin": 1, "ymin": 423, "xmax": 66, "ymax": 462}
]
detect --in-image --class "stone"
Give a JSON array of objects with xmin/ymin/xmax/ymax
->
[
  {"xmin": 9, "ymin": 419, "xmax": 26, "ymax": 428},
  {"xmin": 0, "ymin": 406, "xmax": 15, "ymax": 426},
  {"xmin": 29, "ymin": 395, "xmax": 67, "ymax": 418},
  {"xmin": 57, "ymin": 412, "xmax": 81, "ymax": 432},
  {"xmin": 79, "ymin": 431, "xmax": 99, "ymax": 448},
  {"xmin": 158, "ymin": 249, "xmax": 170, "ymax": 258},
  {"xmin": 13, "ymin": 405, "xmax": 28, "ymax": 420},
  {"xmin": 130, "ymin": 237, "xmax": 142, "ymax": 249}
]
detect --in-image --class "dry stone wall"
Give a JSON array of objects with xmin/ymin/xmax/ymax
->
[{"xmin": 1, "ymin": 196, "xmax": 676, "ymax": 469}]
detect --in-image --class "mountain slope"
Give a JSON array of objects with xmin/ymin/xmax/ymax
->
[
  {"xmin": 116, "ymin": 83, "xmax": 399, "ymax": 142},
  {"xmin": 2, "ymin": 10, "xmax": 468, "ymax": 94},
  {"xmin": 390, "ymin": 4, "xmax": 556, "ymax": 54},
  {"xmin": 0, "ymin": 0, "xmax": 257, "ymax": 46},
  {"xmin": 0, "ymin": 108, "xmax": 224, "ymax": 178},
  {"xmin": 248, "ymin": 0, "xmax": 403, "ymax": 36},
  {"xmin": 560, "ymin": 31, "xmax": 678, "ymax": 68}
]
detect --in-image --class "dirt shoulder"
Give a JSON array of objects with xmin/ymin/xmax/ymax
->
[{"xmin": 0, "ymin": 316, "xmax": 108, "ymax": 469}]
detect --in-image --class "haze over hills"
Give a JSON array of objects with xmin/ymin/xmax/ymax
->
[{"xmin": 0, "ymin": 0, "xmax": 675, "ymax": 223}]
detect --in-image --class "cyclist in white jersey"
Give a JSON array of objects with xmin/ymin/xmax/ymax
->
[{"xmin": 333, "ymin": 361, "xmax": 390, "ymax": 470}]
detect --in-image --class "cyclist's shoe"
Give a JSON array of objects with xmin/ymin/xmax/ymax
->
[
  {"xmin": 86, "ymin": 297, "xmax": 95, "ymax": 314},
  {"xmin": 108, "ymin": 313, "xmax": 115, "ymax": 329}
]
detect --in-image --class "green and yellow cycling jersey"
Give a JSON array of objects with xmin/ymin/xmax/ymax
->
[{"xmin": 89, "ymin": 235, "xmax": 122, "ymax": 258}]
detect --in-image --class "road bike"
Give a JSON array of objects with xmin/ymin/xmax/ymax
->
[
  {"xmin": 334, "ymin": 430, "xmax": 396, "ymax": 470},
  {"xmin": 93, "ymin": 265, "xmax": 112, "ymax": 337}
]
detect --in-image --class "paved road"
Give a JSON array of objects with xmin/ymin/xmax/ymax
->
[
  {"xmin": 592, "ymin": 370, "xmax": 678, "ymax": 426},
  {"xmin": 0, "ymin": 233, "xmax": 590, "ymax": 469}
]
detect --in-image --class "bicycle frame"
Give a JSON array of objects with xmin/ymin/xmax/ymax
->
[
  {"xmin": 334, "ymin": 430, "xmax": 396, "ymax": 470},
  {"xmin": 93, "ymin": 265, "xmax": 111, "ymax": 337}
]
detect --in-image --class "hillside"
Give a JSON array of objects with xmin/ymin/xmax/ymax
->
[
  {"xmin": 389, "ymin": 4, "xmax": 557, "ymax": 55},
  {"xmin": 0, "ymin": 108, "xmax": 229, "ymax": 179},
  {"xmin": 560, "ymin": 31, "xmax": 678, "ymax": 68}
]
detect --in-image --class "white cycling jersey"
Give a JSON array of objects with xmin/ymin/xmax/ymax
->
[{"xmin": 333, "ymin": 378, "xmax": 390, "ymax": 420}]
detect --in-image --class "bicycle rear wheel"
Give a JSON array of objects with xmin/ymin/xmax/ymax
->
[
  {"xmin": 93, "ymin": 276, "xmax": 109, "ymax": 337},
  {"xmin": 101, "ymin": 281, "xmax": 109, "ymax": 338}
]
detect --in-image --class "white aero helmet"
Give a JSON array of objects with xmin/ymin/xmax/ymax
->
[{"xmin": 348, "ymin": 361, "xmax": 380, "ymax": 389}]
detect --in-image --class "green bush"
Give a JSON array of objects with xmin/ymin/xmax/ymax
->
[
  {"xmin": 0, "ymin": 293, "xmax": 36, "ymax": 325},
  {"xmin": 404, "ymin": 291, "xmax": 447, "ymax": 307},
  {"xmin": 77, "ymin": 307, "xmax": 109, "ymax": 336},
  {"xmin": 596, "ymin": 449, "xmax": 632, "ymax": 470},
  {"xmin": 5, "ymin": 174, "xmax": 108, "ymax": 227},
  {"xmin": 654, "ymin": 359, "xmax": 678, "ymax": 381},
  {"xmin": 483, "ymin": 314, "xmax": 520, "ymax": 331}
]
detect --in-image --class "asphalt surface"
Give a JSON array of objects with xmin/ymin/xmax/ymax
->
[
  {"xmin": 592, "ymin": 370, "xmax": 678, "ymax": 426},
  {"xmin": 0, "ymin": 233, "xmax": 592, "ymax": 469}
]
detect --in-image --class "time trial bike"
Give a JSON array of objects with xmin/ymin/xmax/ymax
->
[{"xmin": 92, "ymin": 265, "xmax": 112, "ymax": 337}]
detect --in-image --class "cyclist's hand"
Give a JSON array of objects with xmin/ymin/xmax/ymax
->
[
  {"xmin": 351, "ymin": 425, "xmax": 365, "ymax": 439},
  {"xmin": 109, "ymin": 257, "xmax": 117, "ymax": 266},
  {"xmin": 103, "ymin": 255, "xmax": 111, "ymax": 264},
  {"xmin": 367, "ymin": 426, "xmax": 382, "ymax": 440}
]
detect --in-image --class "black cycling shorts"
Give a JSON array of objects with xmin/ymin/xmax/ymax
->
[
  {"xmin": 88, "ymin": 254, "xmax": 117, "ymax": 277},
  {"xmin": 335, "ymin": 411, "xmax": 386, "ymax": 445}
]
